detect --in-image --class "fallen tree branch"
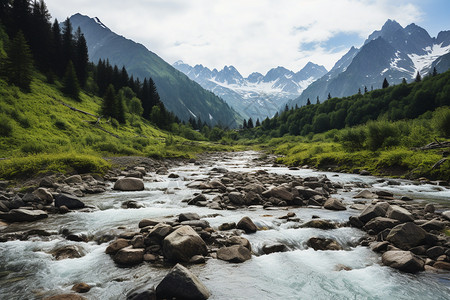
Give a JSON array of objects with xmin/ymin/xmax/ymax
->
[
  {"xmin": 432, "ymin": 158, "xmax": 447, "ymax": 170},
  {"xmin": 413, "ymin": 141, "xmax": 450, "ymax": 151}
]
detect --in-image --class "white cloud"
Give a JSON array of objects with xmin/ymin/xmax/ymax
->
[{"xmin": 45, "ymin": 0, "xmax": 423, "ymax": 76}]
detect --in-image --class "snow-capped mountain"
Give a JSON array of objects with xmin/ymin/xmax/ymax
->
[
  {"xmin": 173, "ymin": 62, "xmax": 327, "ymax": 121},
  {"xmin": 289, "ymin": 20, "xmax": 450, "ymax": 107}
]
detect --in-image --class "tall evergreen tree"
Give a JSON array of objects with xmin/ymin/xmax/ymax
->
[
  {"xmin": 61, "ymin": 17, "xmax": 73, "ymax": 69},
  {"xmin": 247, "ymin": 118, "xmax": 254, "ymax": 129},
  {"xmin": 10, "ymin": 0, "xmax": 32, "ymax": 38},
  {"xmin": 74, "ymin": 27, "xmax": 88, "ymax": 87},
  {"xmin": 327, "ymin": 93, "xmax": 331, "ymax": 100},
  {"xmin": 6, "ymin": 30, "xmax": 33, "ymax": 90},
  {"xmin": 306, "ymin": 98, "xmax": 311, "ymax": 105},
  {"xmin": 30, "ymin": 0, "xmax": 51, "ymax": 72},
  {"xmin": 102, "ymin": 84, "xmax": 117, "ymax": 119},
  {"xmin": 51, "ymin": 19, "xmax": 63, "ymax": 76},
  {"xmin": 148, "ymin": 77, "xmax": 160, "ymax": 107},
  {"xmin": 255, "ymin": 118, "xmax": 261, "ymax": 127},
  {"xmin": 62, "ymin": 60, "xmax": 80, "ymax": 100},
  {"xmin": 242, "ymin": 119, "xmax": 247, "ymax": 129},
  {"xmin": 316, "ymin": 96, "xmax": 320, "ymax": 104},
  {"xmin": 364, "ymin": 86, "xmax": 368, "ymax": 93},
  {"xmin": 382, "ymin": 78, "xmax": 389, "ymax": 89},
  {"xmin": 401, "ymin": 78, "xmax": 407, "ymax": 84},
  {"xmin": 415, "ymin": 71, "xmax": 421, "ymax": 82},
  {"xmin": 432, "ymin": 67, "xmax": 438, "ymax": 77}
]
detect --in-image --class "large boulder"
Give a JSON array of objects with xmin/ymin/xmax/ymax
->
[
  {"xmin": 386, "ymin": 222, "xmax": 427, "ymax": 250},
  {"xmin": 113, "ymin": 246, "xmax": 144, "ymax": 265},
  {"xmin": 105, "ymin": 238, "xmax": 130, "ymax": 255},
  {"xmin": 228, "ymin": 192, "xmax": 245, "ymax": 205},
  {"xmin": 323, "ymin": 198, "xmax": 346, "ymax": 211},
  {"xmin": 236, "ymin": 216, "xmax": 257, "ymax": 233},
  {"xmin": 33, "ymin": 188, "xmax": 54, "ymax": 204},
  {"xmin": 364, "ymin": 217, "xmax": 400, "ymax": 234},
  {"xmin": 386, "ymin": 205, "xmax": 414, "ymax": 223},
  {"xmin": 0, "ymin": 208, "xmax": 48, "ymax": 222},
  {"xmin": 358, "ymin": 204, "xmax": 387, "ymax": 223},
  {"xmin": 163, "ymin": 226, "xmax": 207, "ymax": 262},
  {"xmin": 217, "ymin": 245, "xmax": 252, "ymax": 263},
  {"xmin": 264, "ymin": 186, "xmax": 294, "ymax": 201},
  {"xmin": 113, "ymin": 178, "xmax": 144, "ymax": 191},
  {"xmin": 381, "ymin": 250, "xmax": 424, "ymax": 273},
  {"xmin": 54, "ymin": 194, "xmax": 85, "ymax": 209},
  {"xmin": 155, "ymin": 264, "xmax": 210, "ymax": 300},
  {"xmin": 306, "ymin": 237, "xmax": 343, "ymax": 251},
  {"xmin": 50, "ymin": 245, "xmax": 86, "ymax": 260}
]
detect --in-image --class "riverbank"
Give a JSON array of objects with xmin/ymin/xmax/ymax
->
[{"xmin": 0, "ymin": 151, "xmax": 449, "ymax": 299}]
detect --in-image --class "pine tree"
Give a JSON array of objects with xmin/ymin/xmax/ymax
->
[
  {"xmin": 255, "ymin": 118, "xmax": 261, "ymax": 127},
  {"xmin": 382, "ymin": 78, "xmax": 389, "ymax": 89},
  {"xmin": 51, "ymin": 19, "xmax": 64, "ymax": 76},
  {"xmin": 295, "ymin": 104, "xmax": 299, "ymax": 110},
  {"xmin": 401, "ymin": 78, "xmax": 407, "ymax": 84},
  {"xmin": 415, "ymin": 71, "xmax": 421, "ymax": 82},
  {"xmin": 102, "ymin": 84, "xmax": 117, "ymax": 119},
  {"xmin": 148, "ymin": 78, "xmax": 160, "ymax": 107},
  {"xmin": 74, "ymin": 27, "xmax": 88, "ymax": 87},
  {"xmin": 432, "ymin": 67, "xmax": 438, "ymax": 77},
  {"xmin": 30, "ymin": 0, "xmax": 51, "ymax": 72},
  {"xmin": 306, "ymin": 98, "xmax": 311, "ymax": 105},
  {"xmin": 6, "ymin": 30, "xmax": 34, "ymax": 91},
  {"xmin": 327, "ymin": 93, "xmax": 331, "ymax": 100},
  {"xmin": 316, "ymin": 96, "xmax": 320, "ymax": 104},
  {"xmin": 284, "ymin": 104, "xmax": 289, "ymax": 112},
  {"xmin": 357, "ymin": 88, "xmax": 362, "ymax": 95},
  {"xmin": 242, "ymin": 119, "xmax": 247, "ymax": 129},
  {"xmin": 62, "ymin": 60, "xmax": 80, "ymax": 100},
  {"xmin": 364, "ymin": 86, "xmax": 368, "ymax": 93},
  {"xmin": 61, "ymin": 17, "xmax": 73, "ymax": 69},
  {"xmin": 247, "ymin": 118, "xmax": 254, "ymax": 129}
]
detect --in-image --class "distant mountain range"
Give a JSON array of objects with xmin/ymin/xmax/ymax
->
[
  {"xmin": 288, "ymin": 20, "xmax": 450, "ymax": 108},
  {"xmin": 69, "ymin": 13, "xmax": 240, "ymax": 127},
  {"xmin": 173, "ymin": 61, "xmax": 327, "ymax": 121}
]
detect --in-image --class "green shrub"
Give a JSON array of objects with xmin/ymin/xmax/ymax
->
[
  {"xmin": 366, "ymin": 121, "xmax": 400, "ymax": 151},
  {"xmin": 432, "ymin": 107, "xmax": 450, "ymax": 138},
  {"xmin": 54, "ymin": 119, "xmax": 67, "ymax": 130},
  {"xmin": 0, "ymin": 114, "xmax": 13, "ymax": 136},
  {"xmin": 339, "ymin": 127, "xmax": 366, "ymax": 151},
  {"xmin": 21, "ymin": 142, "xmax": 47, "ymax": 154}
]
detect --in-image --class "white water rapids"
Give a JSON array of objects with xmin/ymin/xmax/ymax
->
[{"xmin": 0, "ymin": 151, "xmax": 449, "ymax": 299}]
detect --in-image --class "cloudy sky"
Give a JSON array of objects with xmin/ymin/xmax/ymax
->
[{"xmin": 45, "ymin": 0, "xmax": 450, "ymax": 77}]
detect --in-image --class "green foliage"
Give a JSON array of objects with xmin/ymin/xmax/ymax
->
[
  {"xmin": 0, "ymin": 114, "xmax": 13, "ymax": 137},
  {"xmin": 432, "ymin": 106, "xmax": 450, "ymax": 138},
  {"xmin": 5, "ymin": 31, "xmax": 33, "ymax": 91},
  {"xmin": 62, "ymin": 60, "xmax": 80, "ymax": 100},
  {"xmin": 366, "ymin": 121, "xmax": 400, "ymax": 151},
  {"xmin": 339, "ymin": 127, "xmax": 366, "ymax": 151}
]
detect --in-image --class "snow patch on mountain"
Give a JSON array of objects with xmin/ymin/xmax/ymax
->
[{"xmin": 408, "ymin": 43, "xmax": 450, "ymax": 77}]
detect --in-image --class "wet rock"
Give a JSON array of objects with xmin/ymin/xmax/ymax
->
[
  {"xmin": 131, "ymin": 235, "xmax": 145, "ymax": 249},
  {"xmin": 0, "ymin": 208, "xmax": 48, "ymax": 222},
  {"xmin": 217, "ymin": 245, "xmax": 252, "ymax": 263},
  {"xmin": 168, "ymin": 173, "xmax": 179, "ymax": 179},
  {"xmin": 364, "ymin": 217, "xmax": 400, "ymax": 234},
  {"xmin": 113, "ymin": 178, "xmax": 144, "ymax": 191},
  {"xmin": 148, "ymin": 223, "xmax": 173, "ymax": 239},
  {"xmin": 43, "ymin": 294, "xmax": 87, "ymax": 300},
  {"xmin": 386, "ymin": 222, "xmax": 427, "ymax": 250},
  {"xmin": 370, "ymin": 241, "xmax": 390, "ymax": 253},
  {"xmin": 51, "ymin": 245, "xmax": 86, "ymax": 260},
  {"xmin": 71, "ymin": 283, "xmax": 91, "ymax": 293},
  {"xmin": 54, "ymin": 194, "xmax": 85, "ymax": 210},
  {"xmin": 236, "ymin": 216, "xmax": 257, "ymax": 233},
  {"xmin": 138, "ymin": 219, "xmax": 164, "ymax": 228},
  {"xmin": 400, "ymin": 196, "xmax": 413, "ymax": 201},
  {"xmin": 263, "ymin": 186, "xmax": 294, "ymax": 201},
  {"xmin": 386, "ymin": 205, "xmax": 414, "ymax": 223},
  {"xmin": 189, "ymin": 255, "xmax": 206, "ymax": 264},
  {"xmin": 155, "ymin": 263, "xmax": 210, "ymax": 300},
  {"xmin": 228, "ymin": 192, "xmax": 245, "ymax": 205},
  {"xmin": 228, "ymin": 236, "xmax": 252, "ymax": 251},
  {"xmin": 179, "ymin": 212, "xmax": 200, "ymax": 222},
  {"xmin": 0, "ymin": 201, "xmax": 9, "ymax": 212},
  {"xmin": 433, "ymin": 261, "xmax": 450, "ymax": 271},
  {"xmin": 442, "ymin": 210, "xmax": 450, "ymax": 221},
  {"xmin": 181, "ymin": 220, "xmax": 210, "ymax": 229},
  {"xmin": 382, "ymin": 250, "xmax": 424, "ymax": 273},
  {"xmin": 65, "ymin": 175, "xmax": 83, "ymax": 185},
  {"xmin": 426, "ymin": 246, "xmax": 445, "ymax": 259},
  {"xmin": 301, "ymin": 219, "xmax": 337, "ymax": 230},
  {"xmin": 113, "ymin": 246, "xmax": 144, "ymax": 265},
  {"xmin": 244, "ymin": 183, "xmax": 265, "ymax": 195},
  {"xmin": 375, "ymin": 190, "xmax": 394, "ymax": 199},
  {"xmin": 156, "ymin": 167, "xmax": 168, "ymax": 175},
  {"xmin": 143, "ymin": 254, "xmax": 157, "ymax": 262},
  {"xmin": 424, "ymin": 203, "xmax": 435, "ymax": 213},
  {"xmin": 294, "ymin": 186, "xmax": 322, "ymax": 199},
  {"xmin": 22, "ymin": 192, "xmax": 39, "ymax": 203},
  {"xmin": 209, "ymin": 179, "xmax": 226, "ymax": 192},
  {"xmin": 349, "ymin": 216, "xmax": 364, "ymax": 228},
  {"xmin": 105, "ymin": 238, "xmax": 130, "ymax": 255},
  {"xmin": 358, "ymin": 204, "xmax": 387, "ymax": 224},
  {"xmin": 163, "ymin": 226, "xmax": 207, "ymax": 262},
  {"xmin": 122, "ymin": 200, "xmax": 144, "ymax": 209},
  {"xmin": 324, "ymin": 198, "xmax": 346, "ymax": 211},
  {"xmin": 354, "ymin": 190, "xmax": 377, "ymax": 199},
  {"xmin": 420, "ymin": 219, "xmax": 446, "ymax": 231},
  {"xmin": 33, "ymin": 188, "xmax": 53, "ymax": 204},
  {"xmin": 59, "ymin": 205, "xmax": 70, "ymax": 214},
  {"xmin": 262, "ymin": 243, "xmax": 287, "ymax": 254},
  {"xmin": 307, "ymin": 237, "xmax": 343, "ymax": 251},
  {"xmin": 188, "ymin": 194, "xmax": 207, "ymax": 205},
  {"xmin": 218, "ymin": 222, "xmax": 236, "ymax": 231}
]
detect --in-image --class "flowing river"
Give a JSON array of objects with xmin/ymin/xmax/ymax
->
[{"xmin": 0, "ymin": 151, "xmax": 449, "ymax": 299}]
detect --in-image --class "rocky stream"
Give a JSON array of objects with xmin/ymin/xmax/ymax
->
[{"xmin": 0, "ymin": 151, "xmax": 449, "ymax": 299}]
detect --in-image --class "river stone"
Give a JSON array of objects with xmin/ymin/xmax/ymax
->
[
  {"xmin": 295, "ymin": 186, "xmax": 322, "ymax": 198},
  {"xmin": 179, "ymin": 212, "xmax": 200, "ymax": 222},
  {"xmin": 181, "ymin": 220, "xmax": 210, "ymax": 229},
  {"xmin": 39, "ymin": 177, "xmax": 54, "ymax": 188},
  {"xmin": 163, "ymin": 226, "xmax": 207, "ymax": 262},
  {"xmin": 301, "ymin": 219, "xmax": 337, "ymax": 230},
  {"xmin": 55, "ymin": 194, "xmax": 85, "ymax": 209},
  {"xmin": 155, "ymin": 263, "xmax": 210, "ymax": 300},
  {"xmin": 105, "ymin": 238, "xmax": 130, "ymax": 254},
  {"xmin": 324, "ymin": 198, "xmax": 346, "ymax": 211},
  {"xmin": 358, "ymin": 204, "xmax": 387, "ymax": 224},
  {"xmin": 43, "ymin": 294, "xmax": 87, "ymax": 300},
  {"xmin": 217, "ymin": 245, "xmax": 252, "ymax": 263},
  {"xmin": 307, "ymin": 237, "xmax": 343, "ymax": 251},
  {"xmin": 0, "ymin": 208, "xmax": 48, "ymax": 222},
  {"xmin": 354, "ymin": 190, "xmax": 377, "ymax": 199},
  {"xmin": 442, "ymin": 210, "xmax": 450, "ymax": 221},
  {"xmin": 228, "ymin": 236, "xmax": 252, "ymax": 251},
  {"xmin": 433, "ymin": 261, "xmax": 450, "ymax": 271},
  {"xmin": 386, "ymin": 222, "xmax": 427, "ymax": 250},
  {"xmin": 71, "ymin": 283, "xmax": 91, "ymax": 293},
  {"xmin": 244, "ymin": 183, "xmax": 264, "ymax": 195},
  {"xmin": 148, "ymin": 223, "xmax": 173, "ymax": 239},
  {"xmin": 33, "ymin": 188, "xmax": 53, "ymax": 204},
  {"xmin": 264, "ymin": 186, "xmax": 294, "ymax": 201},
  {"xmin": 364, "ymin": 217, "xmax": 400, "ymax": 234},
  {"xmin": 426, "ymin": 246, "xmax": 445, "ymax": 259},
  {"xmin": 65, "ymin": 175, "xmax": 83, "ymax": 185},
  {"xmin": 51, "ymin": 245, "xmax": 86, "ymax": 260},
  {"xmin": 228, "ymin": 192, "xmax": 245, "ymax": 205},
  {"xmin": 113, "ymin": 246, "xmax": 144, "ymax": 265},
  {"xmin": 420, "ymin": 219, "xmax": 446, "ymax": 231},
  {"xmin": 218, "ymin": 222, "xmax": 236, "ymax": 231},
  {"xmin": 113, "ymin": 178, "xmax": 144, "ymax": 191},
  {"xmin": 22, "ymin": 192, "xmax": 39, "ymax": 203},
  {"xmin": 262, "ymin": 243, "xmax": 287, "ymax": 254},
  {"xmin": 424, "ymin": 203, "xmax": 435, "ymax": 213},
  {"xmin": 382, "ymin": 250, "xmax": 424, "ymax": 273},
  {"xmin": 236, "ymin": 216, "xmax": 257, "ymax": 233},
  {"xmin": 209, "ymin": 179, "xmax": 226, "ymax": 192},
  {"xmin": 386, "ymin": 205, "xmax": 414, "ymax": 223},
  {"xmin": 138, "ymin": 219, "xmax": 163, "ymax": 228}
]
